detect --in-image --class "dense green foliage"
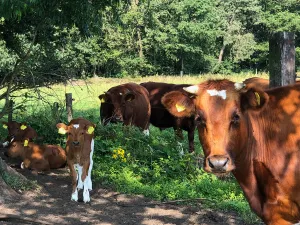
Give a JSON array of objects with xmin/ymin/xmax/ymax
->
[
  {"xmin": 0, "ymin": 0, "xmax": 299, "ymax": 79},
  {"xmin": 0, "ymin": 0, "xmax": 299, "ymax": 118}
]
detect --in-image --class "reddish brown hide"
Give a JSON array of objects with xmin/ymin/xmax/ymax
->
[
  {"xmin": 56, "ymin": 117, "xmax": 95, "ymax": 203},
  {"xmin": 8, "ymin": 141, "xmax": 66, "ymax": 171},
  {"xmin": 243, "ymin": 77, "xmax": 300, "ymax": 90},
  {"xmin": 162, "ymin": 79, "xmax": 300, "ymax": 224},
  {"xmin": 2, "ymin": 121, "xmax": 38, "ymax": 145},
  {"xmin": 140, "ymin": 82, "xmax": 196, "ymax": 152},
  {"xmin": 99, "ymin": 83, "xmax": 151, "ymax": 132}
]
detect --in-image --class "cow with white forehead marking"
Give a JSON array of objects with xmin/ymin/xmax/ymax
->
[
  {"xmin": 162, "ymin": 79, "xmax": 300, "ymax": 224},
  {"xmin": 56, "ymin": 117, "xmax": 95, "ymax": 203}
]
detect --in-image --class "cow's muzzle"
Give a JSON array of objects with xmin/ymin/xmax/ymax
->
[
  {"xmin": 206, "ymin": 155, "xmax": 232, "ymax": 173},
  {"xmin": 112, "ymin": 116, "xmax": 123, "ymax": 123},
  {"xmin": 72, "ymin": 141, "xmax": 80, "ymax": 146}
]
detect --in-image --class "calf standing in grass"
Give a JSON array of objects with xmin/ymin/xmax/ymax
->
[
  {"xmin": 2, "ymin": 121, "xmax": 38, "ymax": 147},
  {"xmin": 8, "ymin": 141, "xmax": 66, "ymax": 171},
  {"xmin": 56, "ymin": 118, "xmax": 95, "ymax": 203}
]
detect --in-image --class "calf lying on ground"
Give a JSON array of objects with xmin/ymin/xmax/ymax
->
[
  {"xmin": 2, "ymin": 121, "xmax": 38, "ymax": 147},
  {"xmin": 57, "ymin": 117, "xmax": 95, "ymax": 203},
  {"xmin": 8, "ymin": 141, "xmax": 66, "ymax": 171}
]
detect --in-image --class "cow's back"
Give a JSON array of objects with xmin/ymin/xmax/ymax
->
[
  {"xmin": 140, "ymin": 82, "xmax": 192, "ymax": 130},
  {"xmin": 46, "ymin": 145, "xmax": 67, "ymax": 169}
]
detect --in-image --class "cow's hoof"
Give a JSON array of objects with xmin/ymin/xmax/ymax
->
[
  {"xmin": 83, "ymin": 190, "xmax": 90, "ymax": 203},
  {"xmin": 71, "ymin": 190, "xmax": 78, "ymax": 202}
]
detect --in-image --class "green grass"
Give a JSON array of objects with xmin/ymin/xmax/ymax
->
[
  {"xmin": 0, "ymin": 73, "xmax": 266, "ymax": 224},
  {"xmin": 0, "ymin": 169, "xmax": 38, "ymax": 191}
]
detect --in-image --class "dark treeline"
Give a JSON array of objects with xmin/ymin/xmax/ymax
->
[{"xmin": 0, "ymin": 0, "xmax": 299, "ymax": 87}]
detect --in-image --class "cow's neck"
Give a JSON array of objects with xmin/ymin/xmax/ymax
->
[{"xmin": 232, "ymin": 111, "xmax": 278, "ymax": 218}]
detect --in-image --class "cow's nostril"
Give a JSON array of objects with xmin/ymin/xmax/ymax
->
[
  {"xmin": 73, "ymin": 141, "xmax": 80, "ymax": 146},
  {"xmin": 208, "ymin": 156, "xmax": 229, "ymax": 170}
]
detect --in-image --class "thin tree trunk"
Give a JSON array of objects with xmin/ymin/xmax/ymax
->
[
  {"xmin": 137, "ymin": 27, "xmax": 143, "ymax": 58},
  {"xmin": 218, "ymin": 44, "xmax": 226, "ymax": 63}
]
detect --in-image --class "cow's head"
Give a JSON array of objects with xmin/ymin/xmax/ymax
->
[
  {"xmin": 7, "ymin": 140, "xmax": 29, "ymax": 158},
  {"xmin": 2, "ymin": 121, "xmax": 36, "ymax": 142},
  {"xmin": 99, "ymin": 86, "xmax": 136, "ymax": 125},
  {"xmin": 162, "ymin": 79, "xmax": 268, "ymax": 174},
  {"xmin": 56, "ymin": 119, "xmax": 95, "ymax": 148}
]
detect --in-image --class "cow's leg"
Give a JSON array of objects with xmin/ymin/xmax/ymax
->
[
  {"xmin": 81, "ymin": 161, "xmax": 91, "ymax": 203},
  {"xmin": 187, "ymin": 128, "xmax": 195, "ymax": 153},
  {"xmin": 87, "ymin": 139, "xmax": 94, "ymax": 190},
  {"xmin": 76, "ymin": 164, "xmax": 84, "ymax": 189},
  {"xmin": 174, "ymin": 128, "xmax": 184, "ymax": 140},
  {"xmin": 21, "ymin": 158, "xmax": 31, "ymax": 169},
  {"xmin": 68, "ymin": 162, "xmax": 78, "ymax": 201}
]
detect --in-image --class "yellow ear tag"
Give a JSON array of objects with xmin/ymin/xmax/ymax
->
[
  {"xmin": 24, "ymin": 140, "xmax": 28, "ymax": 146},
  {"xmin": 58, "ymin": 127, "xmax": 67, "ymax": 135},
  {"xmin": 20, "ymin": 125, "xmax": 27, "ymax": 130},
  {"xmin": 254, "ymin": 92, "xmax": 261, "ymax": 106},
  {"xmin": 87, "ymin": 126, "xmax": 94, "ymax": 134},
  {"xmin": 3, "ymin": 124, "xmax": 7, "ymax": 129},
  {"xmin": 175, "ymin": 103, "xmax": 186, "ymax": 112}
]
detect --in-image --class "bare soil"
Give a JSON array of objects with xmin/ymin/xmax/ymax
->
[{"xmin": 0, "ymin": 152, "xmax": 262, "ymax": 225}]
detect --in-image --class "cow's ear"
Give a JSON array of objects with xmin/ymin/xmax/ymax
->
[
  {"xmin": 86, "ymin": 125, "xmax": 95, "ymax": 135},
  {"xmin": 56, "ymin": 123, "xmax": 68, "ymax": 135},
  {"xmin": 20, "ymin": 123, "xmax": 27, "ymax": 130},
  {"xmin": 99, "ymin": 94, "xmax": 106, "ymax": 103},
  {"xmin": 2, "ymin": 121, "xmax": 8, "ymax": 129},
  {"xmin": 162, "ymin": 91, "xmax": 195, "ymax": 117},
  {"xmin": 124, "ymin": 93, "xmax": 135, "ymax": 102},
  {"xmin": 240, "ymin": 88, "xmax": 269, "ymax": 112}
]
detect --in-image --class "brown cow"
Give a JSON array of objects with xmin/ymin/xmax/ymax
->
[
  {"xmin": 57, "ymin": 118, "xmax": 95, "ymax": 203},
  {"xmin": 2, "ymin": 121, "xmax": 38, "ymax": 147},
  {"xmin": 243, "ymin": 77, "xmax": 300, "ymax": 90},
  {"xmin": 99, "ymin": 83, "xmax": 151, "ymax": 134},
  {"xmin": 8, "ymin": 140, "xmax": 66, "ymax": 171},
  {"xmin": 140, "ymin": 82, "xmax": 196, "ymax": 152},
  {"xmin": 162, "ymin": 79, "xmax": 300, "ymax": 224}
]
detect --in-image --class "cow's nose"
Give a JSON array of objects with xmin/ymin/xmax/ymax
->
[
  {"xmin": 207, "ymin": 156, "xmax": 229, "ymax": 171},
  {"xmin": 72, "ymin": 141, "xmax": 80, "ymax": 146},
  {"xmin": 114, "ymin": 116, "xmax": 123, "ymax": 122}
]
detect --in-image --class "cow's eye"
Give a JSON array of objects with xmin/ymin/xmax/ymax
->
[
  {"xmin": 68, "ymin": 132, "xmax": 72, "ymax": 136},
  {"xmin": 195, "ymin": 115, "xmax": 206, "ymax": 127},
  {"xmin": 231, "ymin": 113, "xmax": 240, "ymax": 126},
  {"xmin": 81, "ymin": 132, "xmax": 84, "ymax": 135}
]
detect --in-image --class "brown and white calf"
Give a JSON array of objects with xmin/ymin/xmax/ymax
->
[
  {"xmin": 2, "ymin": 121, "xmax": 38, "ymax": 147},
  {"xmin": 8, "ymin": 141, "xmax": 66, "ymax": 171},
  {"xmin": 56, "ymin": 117, "xmax": 95, "ymax": 203}
]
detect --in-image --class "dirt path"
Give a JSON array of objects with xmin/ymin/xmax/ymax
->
[{"xmin": 0, "ymin": 159, "xmax": 262, "ymax": 225}]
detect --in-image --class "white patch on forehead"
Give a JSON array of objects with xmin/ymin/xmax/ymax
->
[
  {"xmin": 119, "ymin": 92, "xmax": 123, "ymax": 95},
  {"xmin": 207, "ymin": 89, "xmax": 227, "ymax": 100},
  {"xmin": 73, "ymin": 124, "xmax": 80, "ymax": 129}
]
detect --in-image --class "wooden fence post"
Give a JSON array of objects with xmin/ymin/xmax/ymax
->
[
  {"xmin": 65, "ymin": 93, "xmax": 73, "ymax": 122},
  {"xmin": 8, "ymin": 100, "xmax": 14, "ymax": 122},
  {"xmin": 52, "ymin": 102, "xmax": 60, "ymax": 123},
  {"xmin": 269, "ymin": 32, "xmax": 295, "ymax": 88}
]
